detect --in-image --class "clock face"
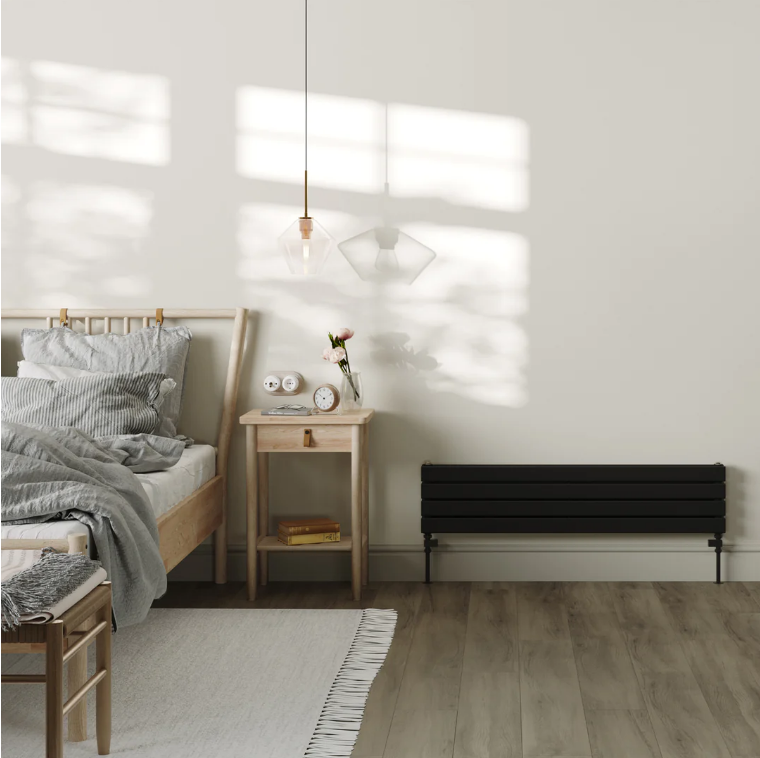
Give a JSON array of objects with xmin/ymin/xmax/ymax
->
[{"xmin": 314, "ymin": 384, "xmax": 339, "ymax": 411}]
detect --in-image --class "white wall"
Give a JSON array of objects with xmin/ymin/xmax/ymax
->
[{"xmin": 2, "ymin": 0, "xmax": 759, "ymax": 581}]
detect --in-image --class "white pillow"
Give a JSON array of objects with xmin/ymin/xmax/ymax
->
[
  {"xmin": 17, "ymin": 360, "xmax": 177, "ymax": 405},
  {"xmin": 18, "ymin": 360, "xmax": 89, "ymax": 381}
]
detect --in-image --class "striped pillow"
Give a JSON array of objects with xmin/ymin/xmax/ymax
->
[
  {"xmin": 1, "ymin": 373, "xmax": 173, "ymax": 438},
  {"xmin": 21, "ymin": 326, "xmax": 191, "ymax": 439}
]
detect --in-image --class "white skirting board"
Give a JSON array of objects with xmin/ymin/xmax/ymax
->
[{"xmin": 169, "ymin": 539, "xmax": 760, "ymax": 583}]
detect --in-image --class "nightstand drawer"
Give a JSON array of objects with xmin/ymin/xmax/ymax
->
[{"xmin": 257, "ymin": 424, "xmax": 352, "ymax": 452}]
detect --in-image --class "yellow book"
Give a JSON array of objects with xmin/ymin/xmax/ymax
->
[{"xmin": 277, "ymin": 531, "xmax": 340, "ymax": 546}]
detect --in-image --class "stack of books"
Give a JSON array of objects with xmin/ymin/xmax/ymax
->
[{"xmin": 277, "ymin": 517, "xmax": 340, "ymax": 546}]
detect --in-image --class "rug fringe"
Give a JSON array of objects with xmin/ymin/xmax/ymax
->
[{"xmin": 304, "ymin": 608, "xmax": 398, "ymax": 757}]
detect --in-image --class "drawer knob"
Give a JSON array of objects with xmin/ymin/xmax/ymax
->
[{"xmin": 303, "ymin": 429, "xmax": 312, "ymax": 447}]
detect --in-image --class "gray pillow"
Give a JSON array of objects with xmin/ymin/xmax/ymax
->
[
  {"xmin": 21, "ymin": 326, "xmax": 192, "ymax": 439},
  {"xmin": 1, "ymin": 373, "xmax": 171, "ymax": 438}
]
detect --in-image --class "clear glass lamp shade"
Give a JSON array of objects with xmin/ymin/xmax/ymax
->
[
  {"xmin": 338, "ymin": 226, "xmax": 436, "ymax": 284},
  {"xmin": 278, "ymin": 217, "xmax": 335, "ymax": 275}
]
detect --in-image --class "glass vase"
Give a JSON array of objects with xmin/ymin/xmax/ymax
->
[{"xmin": 340, "ymin": 372, "xmax": 363, "ymax": 413}]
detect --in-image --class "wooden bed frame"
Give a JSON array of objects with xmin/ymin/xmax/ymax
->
[
  {"xmin": 2, "ymin": 307, "xmax": 248, "ymax": 584},
  {"xmin": 1, "ymin": 307, "xmax": 247, "ymax": 743}
]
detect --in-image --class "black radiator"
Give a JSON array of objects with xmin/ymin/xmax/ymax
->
[{"xmin": 421, "ymin": 464, "xmax": 726, "ymax": 583}]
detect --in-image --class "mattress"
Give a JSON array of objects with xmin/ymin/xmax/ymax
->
[
  {"xmin": 1, "ymin": 444, "xmax": 217, "ymax": 550},
  {"xmin": 138, "ymin": 444, "xmax": 216, "ymax": 519}
]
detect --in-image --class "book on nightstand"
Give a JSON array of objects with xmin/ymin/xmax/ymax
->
[
  {"xmin": 262, "ymin": 405, "xmax": 312, "ymax": 416},
  {"xmin": 278, "ymin": 518, "xmax": 340, "ymax": 536},
  {"xmin": 277, "ymin": 531, "xmax": 341, "ymax": 546}
]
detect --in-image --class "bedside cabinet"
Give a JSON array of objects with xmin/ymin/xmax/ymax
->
[{"xmin": 239, "ymin": 409, "xmax": 374, "ymax": 600}]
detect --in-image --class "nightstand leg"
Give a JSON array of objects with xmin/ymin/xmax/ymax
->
[
  {"xmin": 351, "ymin": 425, "xmax": 362, "ymax": 601},
  {"xmin": 361, "ymin": 423, "xmax": 369, "ymax": 585},
  {"xmin": 258, "ymin": 452, "xmax": 269, "ymax": 586},
  {"xmin": 246, "ymin": 426, "xmax": 258, "ymax": 601}
]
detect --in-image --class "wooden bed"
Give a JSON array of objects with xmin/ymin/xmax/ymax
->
[
  {"xmin": 1, "ymin": 307, "xmax": 248, "ymax": 584},
  {"xmin": 1, "ymin": 307, "xmax": 247, "ymax": 743}
]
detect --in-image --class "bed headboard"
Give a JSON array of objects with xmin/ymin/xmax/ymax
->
[{"xmin": 0, "ymin": 308, "xmax": 248, "ymax": 486}]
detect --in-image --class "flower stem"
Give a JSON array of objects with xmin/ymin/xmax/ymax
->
[
  {"xmin": 327, "ymin": 333, "xmax": 359, "ymax": 400},
  {"xmin": 345, "ymin": 372, "xmax": 359, "ymax": 401}
]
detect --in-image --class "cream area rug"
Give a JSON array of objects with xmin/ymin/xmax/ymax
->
[{"xmin": 1, "ymin": 607, "xmax": 397, "ymax": 757}]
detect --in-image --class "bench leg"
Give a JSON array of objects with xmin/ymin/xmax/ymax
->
[
  {"xmin": 96, "ymin": 598, "xmax": 112, "ymax": 755},
  {"xmin": 67, "ymin": 645, "xmax": 88, "ymax": 741},
  {"xmin": 46, "ymin": 622, "xmax": 64, "ymax": 758},
  {"xmin": 708, "ymin": 533, "xmax": 723, "ymax": 584}
]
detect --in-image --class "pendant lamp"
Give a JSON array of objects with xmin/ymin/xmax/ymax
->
[
  {"xmin": 278, "ymin": 0, "xmax": 335, "ymax": 275},
  {"xmin": 339, "ymin": 104, "xmax": 436, "ymax": 284}
]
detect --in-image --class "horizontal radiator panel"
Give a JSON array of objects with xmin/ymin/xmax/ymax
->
[
  {"xmin": 422, "ymin": 500, "xmax": 726, "ymax": 518},
  {"xmin": 422, "ymin": 482, "xmax": 726, "ymax": 501},
  {"xmin": 421, "ymin": 516, "xmax": 727, "ymax": 534},
  {"xmin": 422, "ymin": 464, "xmax": 726, "ymax": 484}
]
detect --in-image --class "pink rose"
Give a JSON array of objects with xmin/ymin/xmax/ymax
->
[
  {"xmin": 334, "ymin": 328, "xmax": 354, "ymax": 341},
  {"xmin": 322, "ymin": 347, "xmax": 333, "ymax": 361},
  {"xmin": 328, "ymin": 347, "xmax": 346, "ymax": 364}
]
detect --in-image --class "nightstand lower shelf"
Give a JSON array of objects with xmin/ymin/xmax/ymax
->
[{"xmin": 257, "ymin": 535, "xmax": 352, "ymax": 552}]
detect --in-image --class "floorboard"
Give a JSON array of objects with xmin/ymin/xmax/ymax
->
[
  {"xmin": 653, "ymin": 582, "xmax": 759, "ymax": 639},
  {"xmin": 383, "ymin": 708, "xmax": 458, "ymax": 758},
  {"xmin": 611, "ymin": 583, "xmax": 733, "ymax": 758},
  {"xmin": 454, "ymin": 584, "xmax": 521, "ymax": 758},
  {"xmin": 682, "ymin": 636, "xmax": 760, "ymax": 756},
  {"xmin": 518, "ymin": 582, "xmax": 570, "ymax": 641},
  {"xmin": 565, "ymin": 583, "xmax": 645, "ymax": 711},
  {"xmin": 353, "ymin": 583, "xmax": 422, "ymax": 758},
  {"xmin": 392, "ymin": 582, "xmax": 470, "ymax": 713},
  {"xmin": 454, "ymin": 671, "xmax": 522, "ymax": 758},
  {"xmin": 462, "ymin": 583, "xmax": 518, "ymax": 673},
  {"xmin": 520, "ymin": 639, "xmax": 591, "ymax": 757},
  {"xmin": 585, "ymin": 709, "xmax": 661, "ymax": 758}
]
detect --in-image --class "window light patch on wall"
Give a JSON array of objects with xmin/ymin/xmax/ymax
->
[
  {"xmin": 1, "ymin": 58, "xmax": 170, "ymax": 166},
  {"xmin": 14, "ymin": 182, "xmax": 154, "ymax": 306},
  {"xmin": 236, "ymin": 87, "xmax": 528, "ymax": 213}
]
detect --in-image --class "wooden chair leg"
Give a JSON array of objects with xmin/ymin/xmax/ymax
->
[
  {"xmin": 46, "ymin": 621, "xmax": 64, "ymax": 758},
  {"xmin": 67, "ymin": 645, "xmax": 88, "ymax": 741},
  {"xmin": 96, "ymin": 598, "xmax": 112, "ymax": 755}
]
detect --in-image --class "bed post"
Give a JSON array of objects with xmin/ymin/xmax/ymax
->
[{"xmin": 214, "ymin": 307, "xmax": 248, "ymax": 584}]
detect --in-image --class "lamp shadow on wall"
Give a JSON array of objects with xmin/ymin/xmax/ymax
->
[
  {"xmin": 2, "ymin": 57, "xmax": 167, "ymax": 306},
  {"xmin": 235, "ymin": 87, "xmax": 531, "ymax": 409}
]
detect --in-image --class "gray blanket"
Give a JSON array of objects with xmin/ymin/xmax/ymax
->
[{"xmin": 1, "ymin": 422, "xmax": 183, "ymax": 627}]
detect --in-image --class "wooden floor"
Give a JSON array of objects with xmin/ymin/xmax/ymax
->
[{"xmin": 154, "ymin": 581, "xmax": 760, "ymax": 758}]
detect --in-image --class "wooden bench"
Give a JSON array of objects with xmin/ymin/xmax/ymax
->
[
  {"xmin": 1, "ymin": 535, "xmax": 112, "ymax": 757},
  {"xmin": 421, "ymin": 463, "xmax": 727, "ymax": 583}
]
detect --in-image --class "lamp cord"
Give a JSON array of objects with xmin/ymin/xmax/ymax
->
[
  {"xmin": 385, "ymin": 102, "xmax": 389, "ymax": 188},
  {"xmin": 303, "ymin": 0, "xmax": 309, "ymax": 170},
  {"xmin": 304, "ymin": 0, "xmax": 308, "ymax": 217}
]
